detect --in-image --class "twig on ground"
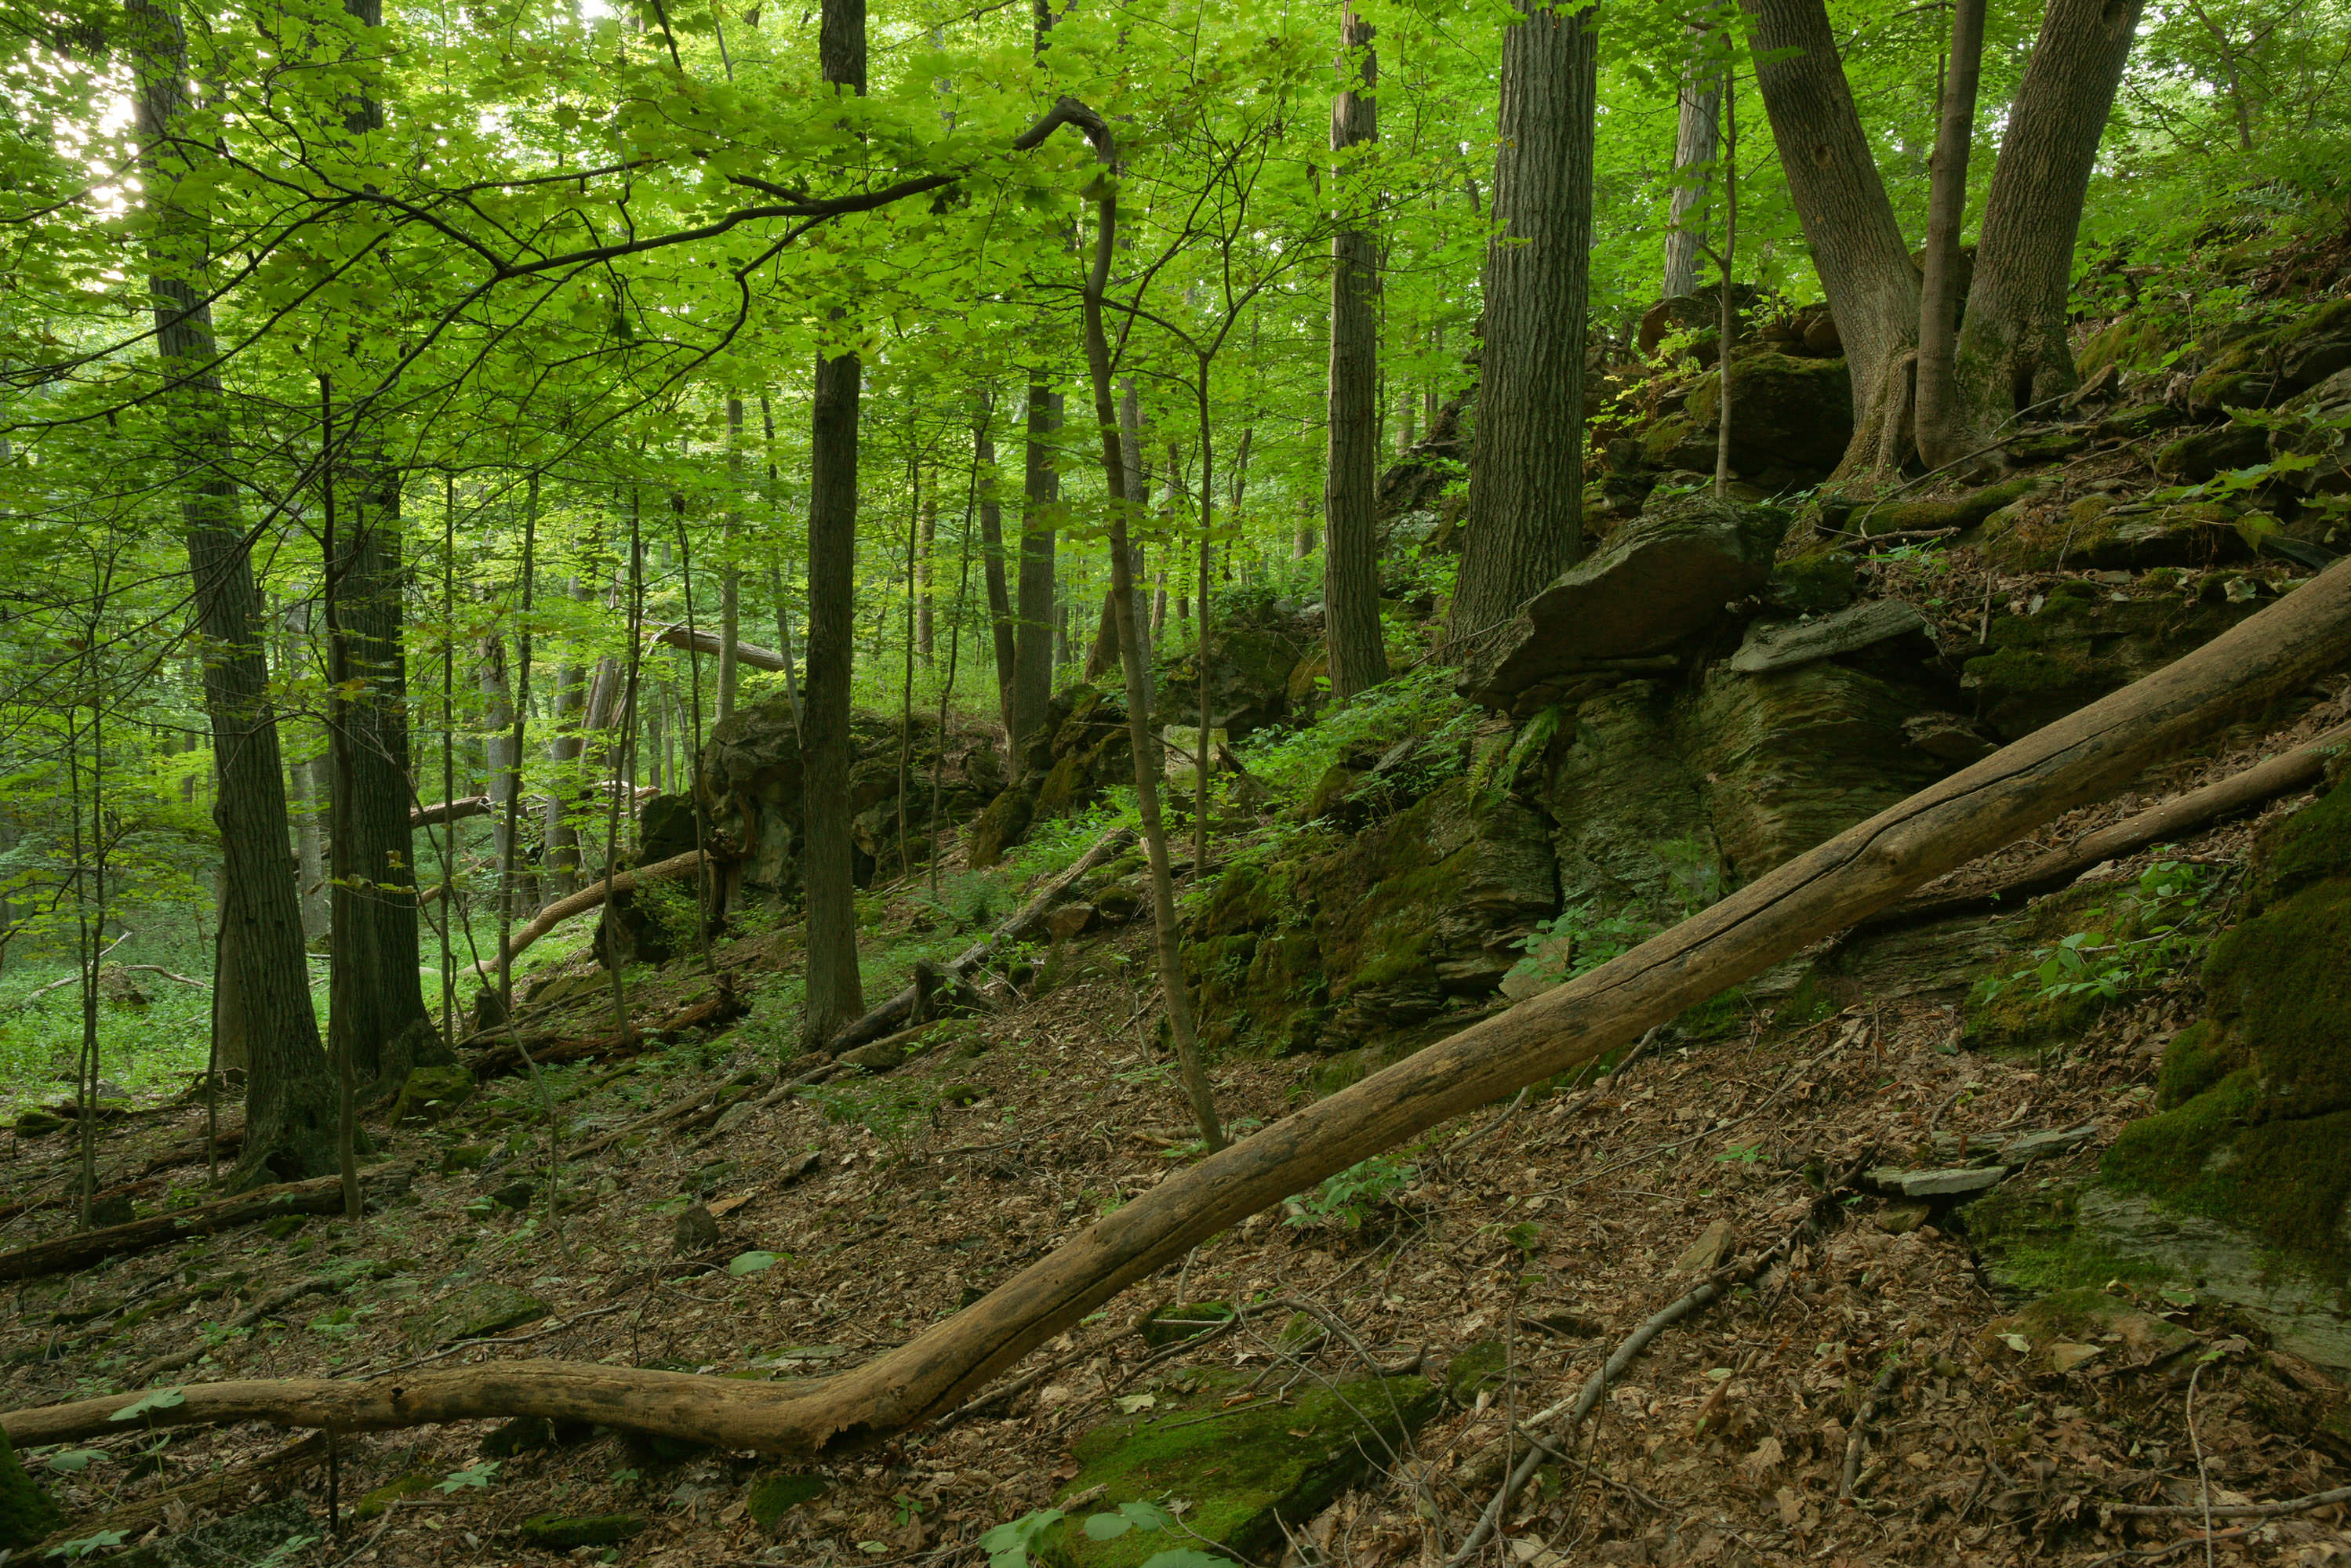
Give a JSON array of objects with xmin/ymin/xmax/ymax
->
[
  {"xmin": 2108, "ymin": 1481, "xmax": 2351, "ymax": 1519},
  {"xmin": 1840, "ymin": 1352, "xmax": 1905, "ymax": 1501}
]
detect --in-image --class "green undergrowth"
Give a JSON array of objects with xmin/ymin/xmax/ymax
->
[{"xmin": 1237, "ymin": 664, "xmax": 1473, "ymax": 808}]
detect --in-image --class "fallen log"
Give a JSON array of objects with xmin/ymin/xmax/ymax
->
[
  {"xmin": 827, "ymin": 826, "xmax": 1136, "ymax": 1052},
  {"xmin": 39, "ymin": 1433, "xmax": 326, "ymax": 1549},
  {"xmin": 5, "ymin": 558, "xmax": 2350, "ymax": 1451},
  {"xmin": 1860, "ymin": 716, "xmax": 2351, "ymax": 933},
  {"xmin": 0, "ymin": 1164, "xmax": 412, "ymax": 1284},
  {"xmin": 411, "ymin": 794, "xmax": 493, "ymax": 829},
  {"xmin": 467, "ymin": 982, "xmax": 747, "ymax": 1076},
  {"xmin": 468, "ymin": 849, "xmax": 704, "ymax": 978},
  {"xmin": 654, "ymin": 622, "xmax": 791, "ymax": 672}
]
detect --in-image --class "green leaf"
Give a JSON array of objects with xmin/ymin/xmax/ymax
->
[
  {"xmin": 42, "ymin": 1450, "xmax": 104, "ymax": 1473},
  {"xmin": 728, "ymin": 1250, "xmax": 780, "ymax": 1276},
  {"xmin": 1084, "ymin": 1514, "xmax": 1136, "ymax": 1540},
  {"xmin": 435, "ymin": 1461, "xmax": 500, "ymax": 1492},
  {"xmin": 109, "ymin": 1388, "xmax": 186, "ymax": 1422}
]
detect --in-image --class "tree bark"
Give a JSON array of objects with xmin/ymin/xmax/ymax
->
[
  {"xmin": 1914, "ymin": 0, "xmax": 1987, "ymax": 470},
  {"xmin": 1323, "ymin": 0, "xmax": 1388, "ymax": 702},
  {"xmin": 1662, "ymin": 27, "xmax": 1721, "ymax": 302},
  {"xmin": 20, "ymin": 558, "xmax": 2351, "ymax": 1455},
  {"xmin": 801, "ymin": 0, "xmax": 869, "ymax": 1052},
  {"xmin": 1444, "ymin": 0, "xmax": 1597, "ymax": 658},
  {"xmin": 974, "ymin": 399, "xmax": 1016, "ymax": 729},
  {"xmin": 1008, "ymin": 381, "xmax": 1062, "ymax": 751},
  {"xmin": 328, "ymin": 453, "xmax": 431, "ymax": 1090},
  {"xmin": 129, "ymin": 0, "xmax": 337, "ymax": 1190},
  {"xmin": 542, "ymin": 580, "xmax": 591, "ymax": 902},
  {"xmin": 1951, "ymin": 0, "xmax": 2145, "ymax": 432},
  {"xmin": 915, "ymin": 485, "xmax": 936, "ymax": 666},
  {"xmin": 1739, "ymin": 0, "xmax": 1922, "ymax": 473},
  {"xmin": 720, "ymin": 397, "xmax": 745, "ymax": 722}
]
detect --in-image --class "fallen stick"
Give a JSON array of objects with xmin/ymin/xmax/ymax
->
[
  {"xmin": 128, "ymin": 1274, "xmax": 344, "ymax": 1384},
  {"xmin": 468, "ymin": 849, "xmax": 703, "ymax": 978},
  {"xmin": 1861, "ymin": 717, "xmax": 2351, "ymax": 933},
  {"xmin": 115, "ymin": 964, "xmax": 210, "ymax": 991},
  {"xmin": 2107, "ymin": 1481, "xmax": 2351, "ymax": 1519},
  {"xmin": 0, "ymin": 1164, "xmax": 412, "ymax": 1284},
  {"xmin": 465, "ymin": 983, "xmax": 745, "ymax": 1077},
  {"xmin": 567, "ymin": 1068, "xmax": 766, "ymax": 1162},
  {"xmin": 1451, "ymin": 1204, "xmax": 1832, "ymax": 1565},
  {"xmin": 1839, "ymin": 1353, "xmax": 1906, "ymax": 1500},
  {"xmin": 827, "ymin": 826, "xmax": 1136, "ymax": 1053},
  {"xmin": 4, "ymin": 559, "xmax": 2349, "ymax": 1454}
]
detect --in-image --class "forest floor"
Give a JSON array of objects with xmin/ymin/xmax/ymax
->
[{"xmin": 4, "ymin": 743, "xmax": 2351, "ymax": 1568}]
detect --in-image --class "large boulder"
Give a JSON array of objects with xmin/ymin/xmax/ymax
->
[
  {"xmin": 1154, "ymin": 596, "xmax": 1315, "ymax": 742},
  {"xmin": 1971, "ymin": 778, "xmax": 2351, "ymax": 1370},
  {"xmin": 1684, "ymin": 352, "xmax": 1855, "ymax": 476},
  {"xmin": 971, "ymin": 686, "xmax": 1136, "ymax": 867},
  {"xmin": 1460, "ymin": 495, "xmax": 1789, "ymax": 708},
  {"xmin": 2188, "ymin": 297, "xmax": 2351, "ymax": 413},
  {"xmin": 1539, "ymin": 680, "xmax": 1717, "ymax": 919},
  {"xmin": 696, "ymin": 697, "xmax": 1003, "ymax": 904}
]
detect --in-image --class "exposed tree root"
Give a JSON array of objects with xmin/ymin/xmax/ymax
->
[{"xmin": 5, "ymin": 560, "xmax": 2349, "ymax": 1456}]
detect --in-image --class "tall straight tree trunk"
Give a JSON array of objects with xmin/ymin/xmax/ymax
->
[
  {"xmin": 1444, "ymin": 0, "xmax": 1597, "ymax": 658},
  {"xmin": 328, "ymin": 444, "xmax": 431, "ymax": 1088},
  {"xmin": 289, "ymin": 744, "xmax": 329, "ymax": 943},
  {"xmin": 1950, "ymin": 0, "xmax": 2144, "ymax": 433},
  {"xmin": 1324, "ymin": 0, "xmax": 1388, "ymax": 702},
  {"xmin": 801, "ymin": 0, "xmax": 869, "ymax": 1053},
  {"xmin": 1087, "ymin": 383, "xmax": 1151, "ymax": 684},
  {"xmin": 1913, "ymin": 0, "xmax": 1987, "ymax": 470},
  {"xmin": 974, "ymin": 395, "xmax": 1016, "ymax": 730},
  {"xmin": 757, "ymin": 394, "xmax": 803, "ymax": 724},
  {"xmin": 1008, "ymin": 380, "xmax": 1061, "ymax": 751},
  {"xmin": 720, "ymin": 397, "xmax": 744, "ymax": 721},
  {"xmin": 915, "ymin": 484, "xmax": 937, "ymax": 665},
  {"xmin": 1662, "ymin": 27, "xmax": 1721, "ymax": 302},
  {"xmin": 541, "ymin": 579, "xmax": 590, "ymax": 902},
  {"xmin": 1739, "ymin": 0, "xmax": 1923, "ymax": 474},
  {"xmin": 478, "ymin": 633, "xmax": 518, "ymax": 922},
  {"xmin": 130, "ymin": 0, "xmax": 337, "ymax": 1189}
]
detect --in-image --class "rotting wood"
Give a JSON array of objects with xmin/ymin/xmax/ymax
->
[
  {"xmin": 411, "ymin": 794, "xmax": 493, "ymax": 828},
  {"xmin": 654, "ymin": 622, "xmax": 792, "ymax": 672},
  {"xmin": 468, "ymin": 849, "xmax": 703, "ymax": 978},
  {"xmin": 0, "ymin": 1164, "xmax": 412, "ymax": 1284},
  {"xmin": 4, "ymin": 559, "xmax": 2350, "ymax": 1454},
  {"xmin": 465, "ymin": 982, "xmax": 745, "ymax": 1077},
  {"xmin": 1860, "ymin": 717, "xmax": 2351, "ymax": 933},
  {"xmin": 826, "ymin": 826, "xmax": 1136, "ymax": 1052}
]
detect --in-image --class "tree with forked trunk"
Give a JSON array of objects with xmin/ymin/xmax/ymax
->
[{"xmin": 1740, "ymin": 0, "xmax": 2146, "ymax": 477}]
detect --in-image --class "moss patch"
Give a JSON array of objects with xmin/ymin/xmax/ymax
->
[
  {"xmin": 518, "ymin": 1513, "xmax": 646, "ymax": 1550},
  {"xmin": 746, "ymin": 1474, "xmax": 827, "ymax": 1529},
  {"xmin": 1047, "ymin": 1370, "xmax": 1441, "ymax": 1568},
  {"xmin": 0, "ymin": 1428, "xmax": 60, "ymax": 1549},
  {"xmin": 1964, "ymin": 1182, "xmax": 2176, "ymax": 1299},
  {"xmin": 2250, "ymin": 780, "xmax": 2351, "ymax": 906}
]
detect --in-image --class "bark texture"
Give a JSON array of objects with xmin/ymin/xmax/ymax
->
[
  {"xmin": 1322, "ymin": 0, "xmax": 1388, "ymax": 701},
  {"xmin": 18, "ymin": 557, "xmax": 2351, "ymax": 1456},
  {"xmin": 1952, "ymin": 0, "xmax": 2145, "ymax": 430},
  {"xmin": 129, "ymin": 0, "xmax": 338, "ymax": 1189},
  {"xmin": 801, "ymin": 0, "xmax": 869, "ymax": 1052},
  {"xmin": 1008, "ymin": 381, "xmax": 1061, "ymax": 751},
  {"xmin": 1445, "ymin": 0, "xmax": 1597, "ymax": 656},
  {"xmin": 1662, "ymin": 31, "xmax": 1721, "ymax": 301},
  {"xmin": 975, "ymin": 412, "xmax": 1016, "ymax": 725},
  {"xmin": 1913, "ymin": 0, "xmax": 1987, "ymax": 469},
  {"xmin": 1739, "ymin": 0, "xmax": 1920, "ymax": 468}
]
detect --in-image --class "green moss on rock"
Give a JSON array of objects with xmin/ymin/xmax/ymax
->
[
  {"xmin": 1047, "ymin": 1371, "xmax": 1441, "ymax": 1568},
  {"xmin": 391, "ymin": 1063, "xmax": 475, "ymax": 1125},
  {"xmin": 518, "ymin": 1513, "xmax": 645, "ymax": 1549},
  {"xmin": 0, "ymin": 1428, "xmax": 60, "ymax": 1549},
  {"xmin": 746, "ymin": 1474, "xmax": 827, "ymax": 1529},
  {"xmin": 2250, "ymin": 780, "xmax": 2351, "ymax": 906}
]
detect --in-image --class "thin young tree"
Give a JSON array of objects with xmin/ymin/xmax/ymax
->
[{"xmin": 1913, "ymin": 0, "xmax": 1988, "ymax": 470}]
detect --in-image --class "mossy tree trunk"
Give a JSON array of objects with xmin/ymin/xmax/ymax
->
[{"xmin": 1322, "ymin": 0, "xmax": 1387, "ymax": 702}]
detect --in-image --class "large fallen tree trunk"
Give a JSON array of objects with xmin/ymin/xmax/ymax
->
[
  {"xmin": 467, "ymin": 982, "xmax": 746, "ymax": 1076},
  {"xmin": 654, "ymin": 622, "xmax": 791, "ymax": 673},
  {"xmin": 1860, "ymin": 716, "xmax": 2351, "ymax": 933},
  {"xmin": 827, "ymin": 826, "xmax": 1136, "ymax": 1052},
  {"xmin": 8, "ymin": 559, "xmax": 2350, "ymax": 1453},
  {"xmin": 0, "ymin": 1164, "xmax": 412, "ymax": 1284},
  {"xmin": 467, "ymin": 849, "xmax": 703, "ymax": 978}
]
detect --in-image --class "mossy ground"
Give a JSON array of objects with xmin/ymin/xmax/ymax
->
[{"xmin": 1044, "ymin": 1369, "xmax": 1441, "ymax": 1568}]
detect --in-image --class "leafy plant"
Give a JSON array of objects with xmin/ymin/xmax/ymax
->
[
  {"xmin": 1503, "ymin": 898, "xmax": 1659, "ymax": 994},
  {"xmin": 1975, "ymin": 858, "xmax": 2218, "ymax": 1007},
  {"xmin": 435, "ymin": 1460, "xmax": 500, "ymax": 1493},
  {"xmin": 1286, "ymin": 1155, "xmax": 1419, "ymax": 1231}
]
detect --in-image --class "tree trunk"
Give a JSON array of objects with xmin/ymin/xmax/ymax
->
[
  {"xmin": 211, "ymin": 877, "xmax": 251, "ymax": 1074},
  {"xmin": 1739, "ymin": 0, "xmax": 1922, "ymax": 475},
  {"xmin": 801, "ymin": 0, "xmax": 869, "ymax": 1053},
  {"xmin": 478, "ymin": 633, "xmax": 519, "ymax": 923},
  {"xmin": 1913, "ymin": 0, "xmax": 1987, "ymax": 470},
  {"xmin": 129, "ymin": 0, "xmax": 337, "ymax": 1191},
  {"xmin": 542, "ymin": 580, "xmax": 591, "ymax": 902},
  {"xmin": 974, "ymin": 400, "xmax": 1016, "ymax": 729},
  {"xmin": 1445, "ymin": 0, "xmax": 1597, "ymax": 658},
  {"xmin": 1950, "ymin": 0, "xmax": 2145, "ymax": 434},
  {"xmin": 1008, "ymin": 380, "xmax": 1061, "ymax": 751},
  {"xmin": 720, "ymin": 397, "xmax": 744, "ymax": 721},
  {"xmin": 288, "ymin": 745, "xmax": 329, "ymax": 944},
  {"xmin": 327, "ymin": 452, "xmax": 432, "ymax": 1090},
  {"xmin": 22, "ymin": 557, "xmax": 2351, "ymax": 1457},
  {"xmin": 1324, "ymin": 0, "xmax": 1389, "ymax": 702},
  {"xmin": 1662, "ymin": 27, "xmax": 1721, "ymax": 302},
  {"xmin": 757, "ymin": 394, "xmax": 803, "ymax": 726},
  {"xmin": 915, "ymin": 484, "xmax": 937, "ymax": 666}
]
